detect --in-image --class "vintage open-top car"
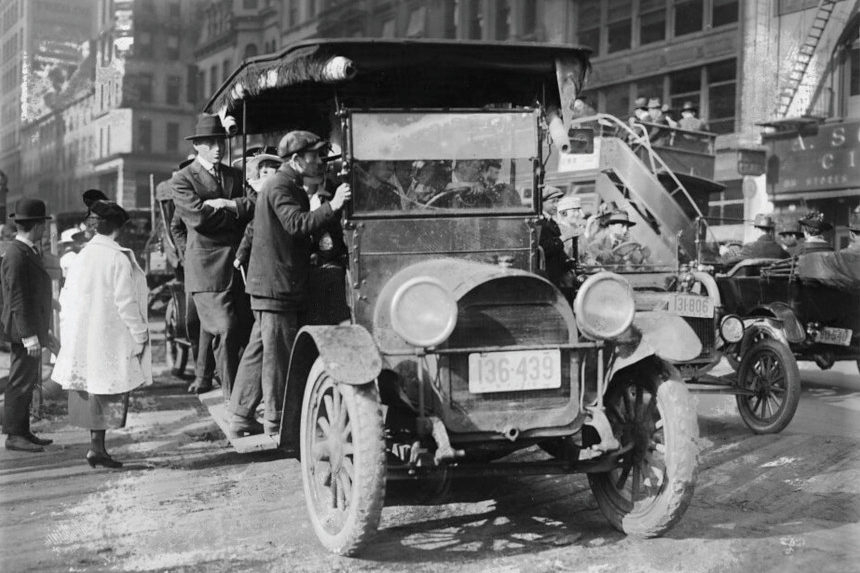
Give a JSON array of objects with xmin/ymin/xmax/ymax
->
[{"xmin": 204, "ymin": 38, "xmax": 700, "ymax": 556}]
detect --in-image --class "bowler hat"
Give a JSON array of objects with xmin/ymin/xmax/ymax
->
[
  {"xmin": 633, "ymin": 96, "xmax": 648, "ymax": 110},
  {"xmin": 542, "ymin": 186, "xmax": 564, "ymax": 202},
  {"xmin": 90, "ymin": 200, "xmax": 130, "ymax": 226},
  {"xmin": 277, "ymin": 130, "xmax": 329, "ymax": 158},
  {"xmin": 799, "ymin": 210, "xmax": 833, "ymax": 233},
  {"xmin": 606, "ymin": 209, "xmax": 636, "ymax": 227},
  {"xmin": 82, "ymin": 189, "xmax": 108, "ymax": 208},
  {"xmin": 185, "ymin": 114, "xmax": 228, "ymax": 141},
  {"xmin": 753, "ymin": 213, "xmax": 776, "ymax": 230},
  {"xmin": 9, "ymin": 198, "xmax": 52, "ymax": 221},
  {"xmin": 647, "ymin": 97, "xmax": 662, "ymax": 109},
  {"xmin": 682, "ymin": 101, "xmax": 698, "ymax": 113}
]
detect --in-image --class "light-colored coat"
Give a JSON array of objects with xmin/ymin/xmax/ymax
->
[{"xmin": 53, "ymin": 234, "xmax": 152, "ymax": 395}]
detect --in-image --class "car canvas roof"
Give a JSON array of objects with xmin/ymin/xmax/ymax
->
[{"xmin": 203, "ymin": 38, "xmax": 591, "ymax": 136}]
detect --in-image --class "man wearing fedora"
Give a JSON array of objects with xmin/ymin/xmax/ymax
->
[
  {"xmin": 798, "ymin": 211, "xmax": 834, "ymax": 255},
  {"xmin": 645, "ymin": 97, "xmax": 671, "ymax": 146},
  {"xmin": 735, "ymin": 213, "xmax": 789, "ymax": 261},
  {"xmin": 171, "ymin": 114, "xmax": 255, "ymax": 399},
  {"xmin": 1, "ymin": 198, "xmax": 55, "ymax": 452},
  {"xmin": 777, "ymin": 220, "xmax": 805, "ymax": 257},
  {"xmin": 228, "ymin": 130, "xmax": 351, "ymax": 439}
]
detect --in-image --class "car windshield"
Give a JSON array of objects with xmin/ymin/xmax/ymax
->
[{"xmin": 349, "ymin": 111, "xmax": 538, "ymax": 215}]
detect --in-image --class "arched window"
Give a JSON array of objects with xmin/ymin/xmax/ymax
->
[{"xmin": 243, "ymin": 43, "xmax": 258, "ymax": 59}]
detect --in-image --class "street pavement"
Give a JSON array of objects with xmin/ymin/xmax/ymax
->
[{"xmin": 0, "ymin": 358, "xmax": 858, "ymax": 572}]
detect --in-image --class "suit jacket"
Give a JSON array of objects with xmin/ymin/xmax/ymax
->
[
  {"xmin": 245, "ymin": 165, "xmax": 337, "ymax": 303},
  {"xmin": 171, "ymin": 159, "xmax": 254, "ymax": 293},
  {"xmin": 0, "ymin": 240, "xmax": 52, "ymax": 344},
  {"xmin": 739, "ymin": 235, "xmax": 789, "ymax": 260}
]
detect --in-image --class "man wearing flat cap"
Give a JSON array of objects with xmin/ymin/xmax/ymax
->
[
  {"xmin": 536, "ymin": 186, "xmax": 570, "ymax": 285},
  {"xmin": 171, "ymin": 114, "xmax": 255, "ymax": 400},
  {"xmin": 1, "ymin": 198, "xmax": 55, "ymax": 452},
  {"xmin": 586, "ymin": 207, "xmax": 651, "ymax": 267},
  {"xmin": 228, "ymin": 130, "xmax": 351, "ymax": 439},
  {"xmin": 735, "ymin": 213, "xmax": 789, "ymax": 261},
  {"xmin": 798, "ymin": 210, "xmax": 834, "ymax": 255}
]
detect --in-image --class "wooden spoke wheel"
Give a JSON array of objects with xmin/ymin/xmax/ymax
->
[{"xmin": 735, "ymin": 338, "xmax": 801, "ymax": 434}]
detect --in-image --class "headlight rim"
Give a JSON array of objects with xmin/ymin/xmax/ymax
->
[
  {"xmin": 389, "ymin": 276, "xmax": 458, "ymax": 348},
  {"xmin": 573, "ymin": 271, "xmax": 635, "ymax": 340},
  {"xmin": 719, "ymin": 314, "xmax": 745, "ymax": 344}
]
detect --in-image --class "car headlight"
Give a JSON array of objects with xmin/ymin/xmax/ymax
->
[
  {"xmin": 719, "ymin": 314, "xmax": 744, "ymax": 343},
  {"xmin": 390, "ymin": 277, "xmax": 458, "ymax": 347},
  {"xmin": 573, "ymin": 271, "xmax": 635, "ymax": 340}
]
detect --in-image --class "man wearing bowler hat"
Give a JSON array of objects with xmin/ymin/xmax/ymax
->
[
  {"xmin": 171, "ymin": 114, "xmax": 254, "ymax": 399},
  {"xmin": 228, "ymin": 130, "xmax": 351, "ymax": 439},
  {"xmin": 1, "ymin": 198, "xmax": 55, "ymax": 451},
  {"xmin": 736, "ymin": 213, "xmax": 789, "ymax": 260}
]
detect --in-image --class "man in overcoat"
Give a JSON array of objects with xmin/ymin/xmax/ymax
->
[
  {"xmin": 737, "ymin": 213, "xmax": 789, "ymax": 260},
  {"xmin": 1, "ymin": 198, "xmax": 54, "ymax": 451},
  {"xmin": 171, "ymin": 114, "xmax": 254, "ymax": 400},
  {"xmin": 228, "ymin": 130, "xmax": 351, "ymax": 438}
]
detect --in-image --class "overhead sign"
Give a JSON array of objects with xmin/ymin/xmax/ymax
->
[{"xmin": 767, "ymin": 120, "xmax": 860, "ymax": 195}]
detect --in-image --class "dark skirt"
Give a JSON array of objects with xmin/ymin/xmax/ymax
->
[{"xmin": 68, "ymin": 391, "xmax": 129, "ymax": 430}]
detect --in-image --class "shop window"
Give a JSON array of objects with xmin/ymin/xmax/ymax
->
[
  {"xmin": 607, "ymin": 0, "xmax": 631, "ymax": 53},
  {"xmin": 640, "ymin": 3, "xmax": 666, "ymax": 46},
  {"xmin": 674, "ymin": 0, "xmax": 703, "ymax": 37},
  {"xmin": 707, "ymin": 59, "xmax": 736, "ymax": 134},
  {"xmin": 577, "ymin": 0, "xmax": 600, "ymax": 53},
  {"xmin": 712, "ymin": 0, "xmax": 738, "ymax": 27}
]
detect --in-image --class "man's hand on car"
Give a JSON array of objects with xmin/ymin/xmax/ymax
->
[
  {"xmin": 329, "ymin": 183, "xmax": 352, "ymax": 211},
  {"xmin": 203, "ymin": 198, "xmax": 237, "ymax": 213}
]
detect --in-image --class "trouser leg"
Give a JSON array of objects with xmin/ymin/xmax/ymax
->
[
  {"xmin": 3, "ymin": 343, "xmax": 39, "ymax": 435},
  {"xmin": 259, "ymin": 311, "xmax": 299, "ymax": 424},
  {"xmin": 228, "ymin": 314, "xmax": 264, "ymax": 419},
  {"xmin": 194, "ymin": 328, "xmax": 216, "ymax": 383}
]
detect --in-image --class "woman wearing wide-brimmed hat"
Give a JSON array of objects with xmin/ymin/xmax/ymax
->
[
  {"xmin": 798, "ymin": 210, "xmax": 834, "ymax": 255},
  {"xmin": 53, "ymin": 200, "xmax": 152, "ymax": 469}
]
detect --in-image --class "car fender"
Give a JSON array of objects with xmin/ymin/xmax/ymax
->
[
  {"xmin": 279, "ymin": 324, "xmax": 382, "ymax": 455},
  {"xmin": 749, "ymin": 302, "xmax": 805, "ymax": 344},
  {"xmin": 608, "ymin": 310, "xmax": 702, "ymax": 379},
  {"xmin": 740, "ymin": 317, "xmax": 792, "ymax": 352}
]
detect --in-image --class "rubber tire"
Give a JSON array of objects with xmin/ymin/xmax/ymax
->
[
  {"xmin": 735, "ymin": 338, "xmax": 801, "ymax": 434},
  {"xmin": 300, "ymin": 358, "xmax": 386, "ymax": 556},
  {"xmin": 588, "ymin": 367, "xmax": 699, "ymax": 538},
  {"xmin": 164, "ymin": 297, "xmax": 188, "ymax": 377}
]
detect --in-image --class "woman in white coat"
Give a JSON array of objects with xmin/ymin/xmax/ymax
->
[{"xmin": 53, "ymin": 200, "xmax": 152, "ymax": 468}]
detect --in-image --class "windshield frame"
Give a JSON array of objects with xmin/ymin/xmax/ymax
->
[{"xmin": 343, "ymin": 108, "xmax": 541, "ymax": 220}]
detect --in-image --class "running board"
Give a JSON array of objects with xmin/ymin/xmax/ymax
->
[{"xmin": 197, "ymin": 389, "xmax": 279, "ymax": 453}]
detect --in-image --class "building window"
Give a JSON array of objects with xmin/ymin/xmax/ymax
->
[
  {"xmin": 381, "ymin": 17, "xmax": 395, "ymax": 38},
  {"xmin": 851, "ymin": 47, "xmax": 860, "ymax": 96},
  {"xmin": 577, "ymin": 0, "xmax": 600, "ymax": 53},
  {"xmin": 522, "ymin": 0, "xmax": 538, "ymax": 38},
  {"xmin": 442, "ymin": 0, "xmax": 457, "ymax": 38},
  {"xmin": 707, "ymin": 59, "xmax": 736, "ymax": 134},
  {"xmin": 138, "ymin": 74, "xmax": 153, "ymax": 102},
  {"xmin": 407, "ymin": 6, "xmax": 426, "ymax": 38},
  {"xmin": 136, "ymin": 30, "xmax": 153, "ymax": 58},
  {"xmin": 137, "ymin": 119, "xmax": 152, "ymax": 152},
  {"xmin": 640, "ymin": 0, "xmax": 666, "ymax": 46},
  {"xmin": 166, "ymin": 34, "xmax": 180, "ymax": 60},
  {"xmin": 495, "ymin": 1, "xmax": 511, "ymax": 40},
  {"xmin": 708, "ymin": 179, "xmax": 743, "ymax": 220},
  {"xmin": 287, "ymin": 0, "xmax": 298, "ymax": 27},
  {"xmin": 674, "ymin": 0, "xmax": 703, "ymax": 37},
  {"xmin": 209, "ymin": 65, "xmax": 218, "ymax": 97},
  {"xmin": 198, "ymin": 69, "xmax": 206, "ymax": 103},
  {"xmin": 243, "ymin": 0, "xmax": 258, "ymax": 8},
  {"xmin": 243, "ymin": 44, "xmax": 258, "ymax": 59},
  {"xmin": 601, "ymin": 83, "xmax": 630, "ymax": 119},
  {"xmin": 636, "ymin": 75, "xmax": 663, "ymax": 104},
  {"xmin": 607, "ymin": 0, "xmax": 631, "ymax": 53},
  {"xmin": 467, "ymin": 0, "xmax": 483, "ymax": 39},
  {"xmin": 222, "ymin": 59, "xmax": 231, "ymax": 83},
  {"xmin": 166, "ymin": 122, "xmax": 179, "ymax": 152},
  {"xmin": 166, "ymin": 75, "xmax": 181, "ymax": 105},
  {"xmin": 712, "ymin": 0, "xmax": 738, "ymax": 27},
  {"xmin": 307, "ymin": 0, "xmax": 316, "ymax": 19},
  {"xmin": 168, "ymin": 1, "xmax": 180, "ymax": 18},
  {"xmin": 669, "ymin": 67, "xmax": 701, "ymax": 114}
]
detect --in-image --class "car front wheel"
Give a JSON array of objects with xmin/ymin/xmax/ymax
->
[
  {"xmin": 300, "ymin": 358, "xmax": 386, "ymax": 556},
  {"xmin": 735, "ymin": 338, "xmax": 801, "ymax": 434},
  {"xmin": 588, "ymin": 365, "xmax": 698, "ymax": 537}
]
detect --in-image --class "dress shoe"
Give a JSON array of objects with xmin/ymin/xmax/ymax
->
[
  {"xmin": 187, "ymin": 378, "xmax": 213, "ymax": 394},
  {"xmin": 227, "ymin": 415, "xmax": 263, "ymax": 439},
  {"xmin": 86, "ymin": 450, "xmax": 123, "ymax": 469},
  {"xmin": 24, "ymin": 432, "xmax": 53, "ymax": 446},
  {"xmin": 5, "ymin": 435, "xmax": 44, "ymax": 452}
]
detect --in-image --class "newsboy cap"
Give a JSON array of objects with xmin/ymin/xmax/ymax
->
[
  {"xmin": 541, "ymin": 186, "xmax": 564, "ymax": 202},
  {"xmin": 90, "ymin": 200, "xmax": 130, "ymax": 226},
  {"xmin": 9, "ymin": 198, "xmax": 51, "ymax": 221},
  {"xmin": 277, "ymin": 130, "xmax": 329, "ymax": 158}
]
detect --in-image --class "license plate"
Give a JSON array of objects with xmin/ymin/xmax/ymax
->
[
  {"xmin": 468, "ymin": 350, "xmax": 561, "ymax": 394},
  {"xmin": 671, "ymin": 293, "xmax": 714, "ymax": 318},
  {"xmin": 814, "ymin": 327, "xmax": 852, "ymax": 347}
]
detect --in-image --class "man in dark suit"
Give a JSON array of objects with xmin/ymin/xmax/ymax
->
[
  {"xmin": 228, "ymin": 130, "xmax": 351, "ymax": 438},
  {"xmin": 171, "ymin": 114, "xmax": 254, "ymax": 400},
  {"xmin": 1, "ymin": 198, "xmax": 55, "ymax": 452},
  {"xmin": 737, "ymin": 213, "xmax": 789, "ymax": 260}
]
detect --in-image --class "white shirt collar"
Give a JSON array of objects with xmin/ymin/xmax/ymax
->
[
  {"xmin": 196, "ymin": 156, "xmax": 216, "ymax": 172},
  {"xmin": 15, "ymin": 235, "xmax": 36, "ymax": 250}
]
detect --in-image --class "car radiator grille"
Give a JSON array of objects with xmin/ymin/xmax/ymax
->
[{"xmin": 683, "ymin": 316, "xmax": 715, "ymax": 359}]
